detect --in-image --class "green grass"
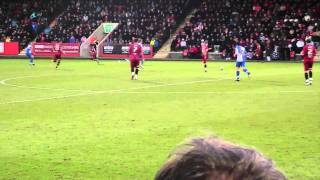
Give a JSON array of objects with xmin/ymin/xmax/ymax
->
[{"xmin": 0, "ymin": 59, "xmax": 319, "ymax": 180}]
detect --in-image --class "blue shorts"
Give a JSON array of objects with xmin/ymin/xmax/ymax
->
[
  {"xmin": 236, "ymin": 61, "xmax": 246, "ymax": 68},
  {"xmin": 27, "ymin": 54, "xmax": 33, "ymax": 59}
]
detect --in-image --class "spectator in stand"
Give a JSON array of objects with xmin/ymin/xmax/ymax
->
[
  {"xmin": 5, "ymin": 36, "xmax": 11, "ymax": 42},
  {"xmin": 254, "ymin": 40, "xmax": 263, "ymax": 60},
  {"xmin": 80, "ymin": 36, "xmax": 87, "ymax": 44},
  {"xmin": 69, "ymin": 33, "xmax": 76, "ymax": 43},
  {"xmin": 170, "ymin": 37, "xmax": 178, "ymax": 51},
  {"xmin": 150, "ymin": 38, "xmax": 155, "ymax": 50},
  {"xmin": 180, "ymin": 38, "xmax": 187, "ymax": 50},
  {"xmin": 154, "ymin": 38, "xmax": 160, "ymax": 52},
  {"xmin": 265, "ymin": 39, "xmax": 273, "ymax": 61}
]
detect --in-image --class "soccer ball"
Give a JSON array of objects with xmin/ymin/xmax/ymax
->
[{"xmin": 220, "ymin": 67, "xmax": 224, "ymax": 71}]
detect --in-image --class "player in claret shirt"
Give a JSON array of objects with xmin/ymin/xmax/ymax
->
[
  {"xmin": 90, "ymin": 44, "xmax": 100, "ymax": 64},
  {"xmin": 301, "ymin": 37, "xmax": 316, "ymax": 85},
  {"xmin": 53, "ymin": 45, "xmax": 62, "ymax": 69},
  {"xmin": 201, "ymin": 40, "xmax": 211, "ymax": 72},
  {"xmin": 128, "ymin": 38, "xmax": 142, "ymax": 80}
]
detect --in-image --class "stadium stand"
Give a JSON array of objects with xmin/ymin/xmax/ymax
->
[
  {"xmin": 47, "ymin": 0, "xmax": 193, "ymax": 52},
  {"xmin": 0, "ymin": 0, "xmax": 65, "ymax": 49},
  {"xmin": 1, "ymin": 0, "xmax": 319, "ymax": 57},
  {"xmin": 173, "ymin": 0, "xmax": 320, "ymax": 60},
  {"xmin": 46, "ymin": 0, "xmax": 102, "ymax": 43}
]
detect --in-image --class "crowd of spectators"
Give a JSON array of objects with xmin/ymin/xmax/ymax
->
[
  {"xmin": 42, "ymin": 0, "xmax": 102, "ymax": 43},
  {"xmin": 106, "ymin": 0, "xmax": 192, "ymax": 52},
  {"xmin": 45, "ymin": 0, "xmax": 191, "ymax": 52},
  {"xmin": 1, "ymin": 0, "xmax": 319, "ymax": 56},
  {"xmin": 0, "ymin": 0, "xmax": 65, "ymax": 49},
  {"xmin": 172, "ymin": 0, "xmax": 320, "ymax": 60}
]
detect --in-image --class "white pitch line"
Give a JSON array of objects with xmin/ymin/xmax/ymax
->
[
  {"xmin": 0, "ymin": 75, "xmax": 227, "ymax": 93},
  {"xmin": 1, "ymin": 73, "xmax": 319, "ymax": 105},
  {"xmin": 2, "ymin": 89, "xmax": 318, "ymax": 105},
  {"xmin": 104, "ymin": 78, "xmax": 231, "ymax": 93},
  {"xmin": 0, "ymin": 76, "xmax": 101, "ymax": 93},
  {"xmin": 0, "ymin": 75, "xmax": 172, "ymax": 93},
  {"xmin": 0, "ymin": 70, "xmax": 311, "ymax": 93},
  {"xmin": 0, "ymin": 78, "xmax": 229, "ymax": 105},
  {"xmin": 0, "ymin": 92, "xmax": 99, "ymax": 105}
]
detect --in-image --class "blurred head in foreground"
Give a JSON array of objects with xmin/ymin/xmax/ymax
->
[{"xmin": 155, "ymin": 136, "xmax": 286, "ymax": 180}]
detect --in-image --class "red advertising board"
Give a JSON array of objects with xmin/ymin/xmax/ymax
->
[
  {"xmin": 0, "ymin": 42, "xmax": 19, "ymax": 55},
  {"xmin": 32, "ymin": 43, "xmax": 80, "ymax": 57}
]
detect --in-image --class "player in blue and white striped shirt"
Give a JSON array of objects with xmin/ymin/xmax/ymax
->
[
  {"xmin": 25, "ymin": 44, "xmax": 35, "ymax": 66},
  {"xmin": 234, "ymin": 39, "xmax": 250, "ymax": 81}
]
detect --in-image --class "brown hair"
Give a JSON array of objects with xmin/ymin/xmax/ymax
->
[{"xmin": 155, "ymin": 136, "xmax": 286, "ymax": 180}]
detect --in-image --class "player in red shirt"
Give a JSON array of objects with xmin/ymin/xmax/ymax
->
[
  {"xmin": 53, "ymin": 44, "xmax": 62, "ymax": 69},
  {"xmin": 90, "ymin": 44, "xmax": 100, "ymax": 64},
  {"xmin": 201, "ymin": 40, "xmax": 212, "ymax": 72},
  {"xmin": 128, "ymin": 38, "xmax": 142, "ymax": 80},
  {"xmin": 301, "ymin": 38, "xmax": 316, "ymax": 85}
]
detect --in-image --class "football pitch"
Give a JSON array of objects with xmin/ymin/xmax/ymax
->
[{"xmin": 0, "ymin": 59, "xmax": 319, "ymax": 179}]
